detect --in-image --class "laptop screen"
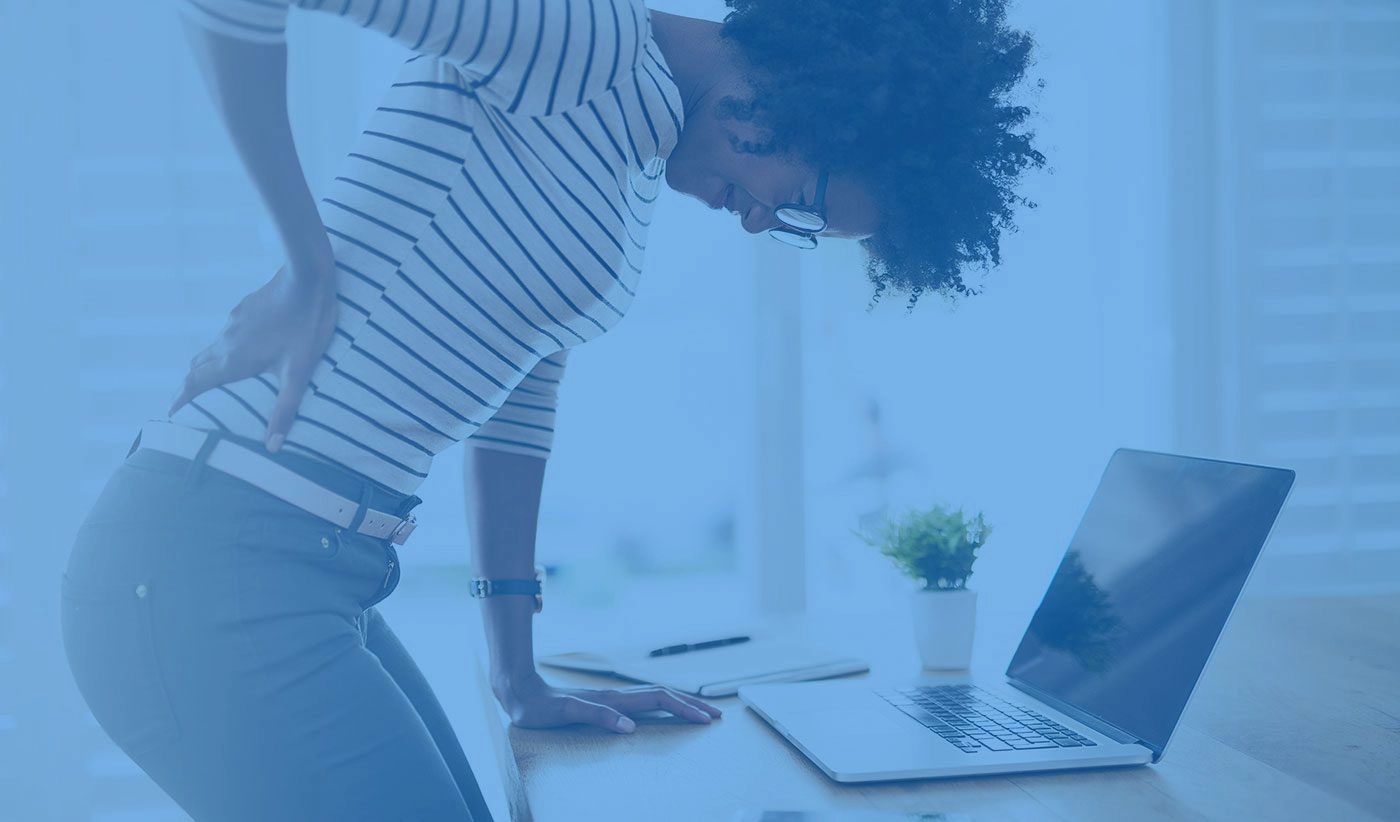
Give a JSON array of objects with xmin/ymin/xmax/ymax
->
[{"xmin": 1005, "ymin": 449, "xmax": 1294, "ymax": 756}]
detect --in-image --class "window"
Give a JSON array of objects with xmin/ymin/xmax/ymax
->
[
  {"xmin": 1172, "ymin": 0, "xmax": 1400, "ymax": 590},
  {"xmin": 799, "ymin": 2, "xmax": 1177, "ymax": 638},
  {"xmin": 0, "ymin": 5, "xmax": 414, "ymax": 817}
]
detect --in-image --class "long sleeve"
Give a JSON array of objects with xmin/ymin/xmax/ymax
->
[
  {"xmin": 468, "ymin": 349, "xmax": 569, "ymax": 459},
  {"xmin": 179, "ymin": 0, "xmax": 648, "ymax": 115}
]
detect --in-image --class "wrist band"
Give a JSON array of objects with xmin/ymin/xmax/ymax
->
[{"xmin": 468, "ymin": 567, "xmax": 544, "ymax": 613}]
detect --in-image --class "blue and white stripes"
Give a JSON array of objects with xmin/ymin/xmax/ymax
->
[
  {"xmin": 171, "ymin": 0, "xmax": 683, "ymax": 493},
  {"xmin": 178, "ymin": 0, "xmax": 652, "ymax": 117}
]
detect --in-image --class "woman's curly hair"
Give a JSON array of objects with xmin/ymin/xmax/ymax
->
[{"xmin": 720, "ymin": 0, "xmax": 1045, "ymax": 308}]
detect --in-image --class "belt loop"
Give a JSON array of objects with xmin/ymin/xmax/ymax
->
[
  {"xmin": 397, "ymin": 494, "xmax": 423, "ymax": 519},
  {"xmin": 183, "ymin": 430, "xmax": 222, "ymax": 488},
  {"xmin": 346, "ymin": 481, "xmax": 375, "ymax": 533}
]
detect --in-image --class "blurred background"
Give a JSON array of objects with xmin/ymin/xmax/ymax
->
[{"xmin": 1, "ymin": 0, "xmax": 1396, "ymax": 818}]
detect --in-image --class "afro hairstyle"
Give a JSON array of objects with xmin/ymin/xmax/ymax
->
[{"xmin": 719, "ymin": 0, "xmax": 1046, "ymax": 307}]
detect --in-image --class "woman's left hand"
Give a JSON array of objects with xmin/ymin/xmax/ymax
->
[{"xmin": 497, "ymin": 672, "xmax": 722, "ymax": 733}]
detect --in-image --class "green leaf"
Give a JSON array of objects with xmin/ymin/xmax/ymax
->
[{"xmin": 869, "ymin": 503, "xmax": 992, "ymax": 590}]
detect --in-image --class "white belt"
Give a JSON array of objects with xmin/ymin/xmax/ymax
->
[{"xmin": 135, "ymin": 421, "xmax": 418, "ymax": 545}]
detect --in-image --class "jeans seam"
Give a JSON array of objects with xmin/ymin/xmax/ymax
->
[{"xmin": 135, "ymin": 587, "xmax": 184, "ymax": 747}]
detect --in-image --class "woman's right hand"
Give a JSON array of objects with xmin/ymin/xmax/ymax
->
[
  {"xmin": 167, "ymin": 260, "xmax": 339, "ymax": 452},
  {"xmin": 495, "ymin": 672, "xmax": 722, "ymax": 734}
]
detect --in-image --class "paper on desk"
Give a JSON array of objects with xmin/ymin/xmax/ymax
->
[
  {"xmin": 538, "ymin": 638, "xmax": 867, "ymax": 697},
  {"xmin": 733, "ymin": 812, "xmax": 972, "ymax": 821}
]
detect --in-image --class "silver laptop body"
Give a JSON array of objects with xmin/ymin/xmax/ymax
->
[{"xmin": 741, "ymin": 449, "xmax": 1296, "ymax": 783}]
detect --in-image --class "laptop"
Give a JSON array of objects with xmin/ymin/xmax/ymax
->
[{"xmin": 739, "ymin": 448, "xmax": 1296, "ymax": 782}]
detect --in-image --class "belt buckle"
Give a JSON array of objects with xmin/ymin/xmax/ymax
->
[{"xmin": 389, "ymin": 513, "xmax": 418, "ymax": 545}]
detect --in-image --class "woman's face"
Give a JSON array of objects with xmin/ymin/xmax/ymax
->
[{"xmin": 664, "ymin": 91, "xmax": 881, "ymax": 241}]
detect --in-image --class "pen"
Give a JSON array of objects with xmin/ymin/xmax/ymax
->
[{"xmin": 648, "ymin": 635, "xmax": 751, "ymax": 657}]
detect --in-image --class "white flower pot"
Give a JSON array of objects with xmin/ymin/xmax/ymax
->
[{"xmin": 911, "ymin": 588, "xmax": 977, "ymax": 670}]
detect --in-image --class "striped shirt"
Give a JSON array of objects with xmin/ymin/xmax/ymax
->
[{"xmin": 172, "ymin": 0, "xmax": 684, "ymax": 494}]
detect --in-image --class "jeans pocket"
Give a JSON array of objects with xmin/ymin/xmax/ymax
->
[
  {"xmin": 233, "ymin": 502, "xmax": 397, "ymax": 620},
  {"xmin": 60, "ymin": 574, "xmax": 182, "ymax": 756},
  {"xmin": 236, "ymin": 509, "xmax": 344, "ymax": 561}
]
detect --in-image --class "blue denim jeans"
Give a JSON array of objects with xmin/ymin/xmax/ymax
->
[{"xmin": 60, "ymin": 428, "xmax": 491, "ymax": 821}]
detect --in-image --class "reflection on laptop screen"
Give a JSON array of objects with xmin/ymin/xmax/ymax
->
[{"xmin": 1005, "ymin": 449, "xmax": 1294, "ymax": 755}]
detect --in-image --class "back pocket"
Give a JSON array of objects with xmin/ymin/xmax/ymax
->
[{"xmin": 60, "ymin": 574, "xmax": 182, "ymax": 756}]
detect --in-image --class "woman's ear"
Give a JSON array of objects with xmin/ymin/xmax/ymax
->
[
  {"xmin": 715, "ymin": 94, "xmax": 783, "ymax": 156},
  {"xmin": 713, "ymin": 93, "xmax": 760, "ymax": 124}
]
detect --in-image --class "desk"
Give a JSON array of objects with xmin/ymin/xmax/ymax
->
[{"xmin": 503, "ymin": 594, "xmax": 1400, "ymax": 821}]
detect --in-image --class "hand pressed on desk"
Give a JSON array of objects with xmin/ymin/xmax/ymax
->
[{"xmin": 497, "ymin": 672, "xmax": 723, "ymax": 734}]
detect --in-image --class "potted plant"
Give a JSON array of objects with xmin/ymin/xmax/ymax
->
[{"xmin": 866, "ymin": 504, "xmax": 991, "ymax": 670}]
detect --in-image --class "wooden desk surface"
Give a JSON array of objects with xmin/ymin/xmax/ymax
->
[{"xmin": 504, "ymin": 594, "xmax": 1400, "ymax": 822}]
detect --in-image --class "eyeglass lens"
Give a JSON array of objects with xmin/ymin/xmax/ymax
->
[
  {"xmin": 769, "ymin": 227, "xmax": 818, "ymax": 249},
  {"xmin": 770, "ymin": 169, "xmax": 829, "ymax": 243},
  {"xmin": 773, "ymin": 206, "xmax": 826, "ymax": 233}
]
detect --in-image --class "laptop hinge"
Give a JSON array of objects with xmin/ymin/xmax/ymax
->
[{"xmin": 1006, "ymin": 678, "xmax": 1160, "ymax": 759}]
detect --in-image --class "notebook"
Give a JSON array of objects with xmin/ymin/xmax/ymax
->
[
  {"xmin": 538, "ymin": 637, "xmax": 868, "ymax": 698},
  {"xmin": 733, "ymin": 813, "xmax": 971, "ymax": 822}
]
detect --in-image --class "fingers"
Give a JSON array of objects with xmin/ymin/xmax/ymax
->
[
  {"xmin": 682, "ymin": 693, "xmax": 723, "ymax": 719},
  {"xmin": 265, "ymin": 338, "xmax": 329, "ymax": 452},
  {"xmin": 264, "ymin": 360, "xmax": 313, "ymax": 453},
  {"xmin": 532, "ymin": 687, "xmax": 722, "ymax": 734},
  {"xmin": 559, "ymin": 695, "xmax": 635, "ymax": 734},
  {"xmin": 265, "ymin": 304, "xmax": 337, "ymax": 453},
  {"xmin": 666, "ymin": 688, "xmax": 722, "ymax": 718},
  {"xmin": 644, "ymin": 687, "xmax": 723, "ymax": 719},
  {"xmin": 649, "ymin": 690, "xmax": 716, "ymax": 724},
  {"xmin": 167, "ymin": 354, "xmax": 229, "ymax": 418},
  {"xmin": 610, "ymin": 687, "xmax": 721, "ymax": 723}
]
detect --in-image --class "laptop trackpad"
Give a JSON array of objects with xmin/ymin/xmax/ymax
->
[
  {"xmin": 782, "ymin": 703, "xmax": 914, "ymax": 740},
  {"xmin": 778, "ymin": 704, "xmax": 954, "ymax": 778}
]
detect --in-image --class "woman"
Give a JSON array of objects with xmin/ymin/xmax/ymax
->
[{"xmin": 61, "ymin": 0, "xmax": 1042, "ymax": 819}]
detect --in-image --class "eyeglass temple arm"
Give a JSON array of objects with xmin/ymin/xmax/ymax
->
[{"xmin": 813, "ymin": 168, "xmax": 829, "ymax": 209}]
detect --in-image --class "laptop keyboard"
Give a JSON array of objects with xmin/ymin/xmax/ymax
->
[{"xmin": 875, "ymin": 684, "xmax": 1098, "ymax": 754}]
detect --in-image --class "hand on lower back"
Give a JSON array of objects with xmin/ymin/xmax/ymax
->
[{"xmin": 167, "ymin": 260, "xmax": 339, "ymax": 452}]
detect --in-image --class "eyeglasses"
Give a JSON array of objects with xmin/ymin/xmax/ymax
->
[{"xmin": 768, "ymin": 169, "xmax": 829, "ymax": 250}]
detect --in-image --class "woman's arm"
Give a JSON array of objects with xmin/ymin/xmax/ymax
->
[
  {"xmin": 177, "ymin": 0, "xmax": 642, "ymax": 118},
  {"xmin": 181, "ymin": 21, "xmax": 333, "ymax": 277},
  {"xmin": 464, "ymin": 446, "xmax": 724, "ymax": 732},
  {"xmin": 464, "ymin": 446, "xmax": 547, "ymax": 693},
  {"xmin": 168, "ymin": 22, "xmax": 340, "ymax": 449}
]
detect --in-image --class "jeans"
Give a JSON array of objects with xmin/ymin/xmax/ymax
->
[{"xmin": 60, "ymin": 428, "xmax": 491, "ymax": 821}]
